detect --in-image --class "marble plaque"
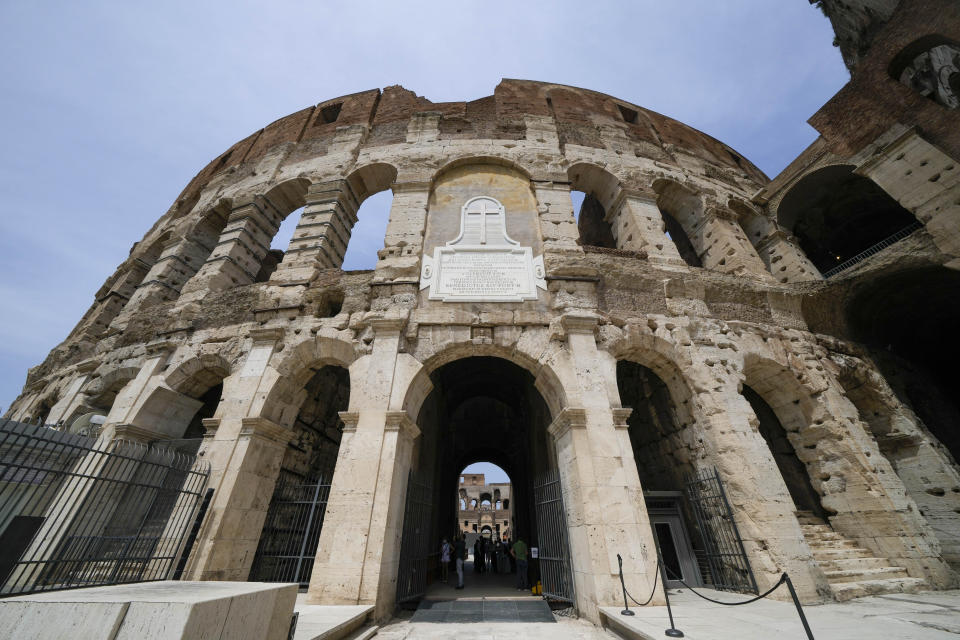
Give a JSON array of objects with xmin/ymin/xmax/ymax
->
[{"xmin": 420, "ymin": 196, "xmax": 547, "ymax": 302}]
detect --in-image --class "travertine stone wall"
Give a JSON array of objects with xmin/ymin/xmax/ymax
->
[{"xmin": 7, "ymin": 79, "xmax": 960, "ymax": 623}]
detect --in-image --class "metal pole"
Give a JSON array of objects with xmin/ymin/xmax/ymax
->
[
  {"xmin": 656, "ymin": 552, "xmax": 684, "ymax": 638},
  {"xmin": 293, "ymin": 479, "xmax": 323, "ymax": 587},
  {"xmin": 617, "ymin": 553, "xmax": 634, "ymax": 616},
  {"xmin": 783, "ymin": 573, "xmax": 815, "ymax": 640}
]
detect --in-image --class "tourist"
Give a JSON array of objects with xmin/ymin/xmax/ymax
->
[
  {"xmin": 473, "ymin": 538, "xmax": 484, "ymax": 573},
  {"xmin": 489, "ymin": 539, "xmax": 498, "ymax": 573},
  {"xmin": 440, "ymin": 537, "xmax": 452, "ymax": 583},
  {"xmin": 454, "ymin": 534, "xmax": 466, "ymax": 590},
  {"xmin": 511, "ymin": 536, "xmax": 529, "ymax": 590}
]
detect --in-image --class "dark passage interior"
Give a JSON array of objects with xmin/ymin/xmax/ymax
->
[
  {"xmin": 403, "ymin": 357, "xmax": 557, "ymax": 599},
  {"xmin": 846, "ymin": 266, "xmax": 960, "ymax": 462}
]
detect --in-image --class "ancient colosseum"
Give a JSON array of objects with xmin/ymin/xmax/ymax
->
[{"xmin": 2, "ymin": 0, "xmax": 959, "ymax": 625}]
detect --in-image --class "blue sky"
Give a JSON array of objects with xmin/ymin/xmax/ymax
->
[{"xmin": 0, "ymin": 1, "xmax": 848, "ymax": 413}]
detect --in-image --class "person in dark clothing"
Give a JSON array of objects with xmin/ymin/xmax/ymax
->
[
  {"xmin": 473, "ymin": 538, "xmax": 484, "ymax": 573},
  {"xmin": 454, "ymin": 534, "xmax": 466, "ymax": 589}
]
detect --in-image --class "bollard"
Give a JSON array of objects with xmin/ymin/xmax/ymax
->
[
  {"xmin": 617, "ymin": 554, "xmax": 635, "ymax": 616},
  {"xmin": 783, "ymin": 573, "xmax": 815, "ymax": 640},
  {"xmin": 656, "ymin": 550, "xmax": 684, "ymax": 638}
]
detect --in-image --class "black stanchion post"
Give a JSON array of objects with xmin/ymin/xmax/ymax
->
[
  {"xmin": 617, "ymin": 554, "xmax": 635, "ymax": 616},
  {"xmin": 656, "ymin": 552, "xmax": 684, "ymax": 638},
  {"xmin": 783, "ymin": 573, "xmax": 815, "ymax": 640}
]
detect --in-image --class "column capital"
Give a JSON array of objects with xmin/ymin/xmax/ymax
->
[
  {"xmin": 547, "ymin": 407, "xmax": 588, "ymax": 441},
  {"xmin": 369, "ymin": 314, "xmax": 408, "ymax": 334},
  {"xmin": 339, "ymin": 411, "xmax": 360, "ymax": 432},
  {"xmin": 248, "ymin": 327, "xmax": 286, "ymax": 345},
  {"xmin": 239, "ymin": 416, "xmax": 291, "ymax": 445},
  {"xmin": 201, "ymin": 417, "xmax": 220, "ymax": 438},
  {"xmin": 561, "ymin": 312, "xmax": 599, "ymax": 335},
  {"xmin": 75, "ymin": 358, "xmax": 100, "ymax": 374},
  {"xmin": 145, "ymin": 340, "xmax": 177, "ymax": 358},
  {"xmin": 385, "ymin": 411, "xmax": 421, "ymax": 440},
  {"xmin": 612, "ymin": 407, "xmax": 633, "ymax": 429},
  {"xmin": 113, "ymin": 423, "xmax": 166, "ymax": 443},
  {"xmin": 390, "ymin": 180, "xmax": 432, "ymax": 193}
]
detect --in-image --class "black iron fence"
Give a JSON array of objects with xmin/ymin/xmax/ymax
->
[
  {"xmin": 534, "ymin": 468, "xmax": 575, "ymax": 606},
  {"xmin": 0, "ymin": 418, "xmax": 210, "ymax": 596},
  {"xmin": 396, "ymin": 470, "xmax": 436, "ymax": 604},
  {"xmin": 684, "ymin": 467, "xmax": 757, "ymax": 594},
  {"xmin": 249, "ymin": 472, "xmax": 331, "ymax": 587}
]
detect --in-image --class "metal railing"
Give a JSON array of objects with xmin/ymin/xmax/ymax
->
[
  {"xmin": 822, "ymin": 221, "xmax": 923, "ymax": 278},
  {"xmin": 249, "ymin": 472, "xmax": 331, "ymax": 587},
  {"xmin": 0, "ymin": 418, "xmax": 210, "ymax": 596}
]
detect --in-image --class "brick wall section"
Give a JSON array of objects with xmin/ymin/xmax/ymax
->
[
  {"xmin": 810, "ymin": 0, "xmax": 960, "ymax": 160},
  {"xmin": 173, "ymin": 79, "xmax": 770, "ymax": 208}
]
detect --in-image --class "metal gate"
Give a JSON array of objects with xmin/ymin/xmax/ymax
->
[
  {"xmin": 533, "ymin": 469, "xmax": 575, "ymax": 606},
  {"xmin": 0, "ymin": 418, "xmax": 210, "ymax": 596},
  {"xmin": 684, "ymin": 467, "xmax": 757, "ymax": 593},
  {"xmin": 395, "ymin": 470, "xmax": 435, "ymax": 604},
  {"xmin": 249, "ymin": 472, "xmax": 330, "ymax": 587}
]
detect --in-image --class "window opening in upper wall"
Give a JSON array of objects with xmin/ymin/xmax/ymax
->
[
  {"xmin": 617, "ymin": 104, "xmax": 639, "ymax": 124},
  {"xmin": 318, "ymin": 103, "xmax": 343, "ymax": 125},
  {"xmin": 889, "ymin": 36, "xmax": 960, "ymax": 110},
  {"xmin": 342, "ymin": 190, "xmax": 393, "ymax": 271},
  {"xmin": 271, "ymin": 206, "xmax": 303, "ymax": 251},
  {"xmin": 570, "ymin": 190, "xmax": 586, "ymax": 222}
]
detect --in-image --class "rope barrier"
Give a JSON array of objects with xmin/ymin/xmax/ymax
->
[{"xmin": 616, "ymin": 553, "xmax": 815, "ymax": 640}]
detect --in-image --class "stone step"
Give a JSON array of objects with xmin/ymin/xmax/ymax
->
[
  {"xmin": 812, "ymin": 548, "xmax": 873, "ymax": 561},
  {"xmin": 830, "ymin": 577, "xmax": 926, "ymax": 602},
  {"xmin": 822, "ymin": 566, "xmax": 910, "ymax": 584},
  {"xmin": 807, "ymin": 540, "xmax": 862, "ymax": 552},
  {"xmin": 818, "ymin": 557, "xmax": 894, "ymax": 572}
]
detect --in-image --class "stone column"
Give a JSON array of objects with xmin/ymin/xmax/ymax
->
[
  {"xmin": 45, "ymin": 360, "xmax": 99, "ymax": 426},
  {"xmin": 531, "ymin": 180, "xmax": 581, "ymax": 257},
  {"xmin": 121, "ymin": 234, "xmax": 216, "ymax": 313},
  {"xmin": 692, "ymin": 205, "xmax": 774, "ymax": 279},
  {"xmin": 374, "ymin": 181, "xmax": 430, "ymax": 281},
  {"xmin": 181, "ymin": 197, "xmax": 283, "ymax": 294},
  {"xmin": 183, "ymin": 328, "xmax": 291, "ymax": 581},
  {"xmin": 277, "ymin": 180, "xmax": 359, "ymax": 276},
  {"xmin": 614, "ymin": 191, "xmax": 686, "ymax": 266},
  {"xmin": 755, "ymin": 230, "xmax": 822, "ymax": 283},
  {"xmin": 553, "ymin": 314, "xmax": 664, "ymax": 623},
  {"xmin": 697, "ymin": 380, "xmax": 826, "ymax": 600},
  {"xmin": 306, "ymin": 317, "xmax": 419, "ymax": 621}
]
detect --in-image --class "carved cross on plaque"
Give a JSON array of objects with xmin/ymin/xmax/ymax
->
[
  {"xmin": 465, "ymin": 198, "xmax": 500, "ymax": 245},
  {"xmin": 419, "ymin": 195, "xmax": 547, "ymax": 302}
]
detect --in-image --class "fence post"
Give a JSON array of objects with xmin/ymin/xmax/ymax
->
[{"xmin": 783, "ymin": 573, "xmax": 815, "ymax": 640}]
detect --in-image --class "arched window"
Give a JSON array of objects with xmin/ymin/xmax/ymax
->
[
  {"xmin": 568, "ymin": 164, "xmax": 621, "ymax": 250},
  {"xmin": 777, "ymin": 166, "xmax": 918, "ymax": 275},
  {"xmin": 889, "ymin": 35, "xmax": 960, "ymax": 110}
]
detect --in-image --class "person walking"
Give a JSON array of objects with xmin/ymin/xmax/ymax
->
[
  {"xmin": 454, "ymin": 534, "xmax": 466, "ymax": 589},
  {"xmin": 489, "ymin": 539, "xmax": 498, "ymax": 573},
  {"xmin": 511, "ymin": 536, "xmax": 529, "ymax": 590},
  {"xmin": 440, "ymin": 537, "xmax": 452, "ymax": 584}
]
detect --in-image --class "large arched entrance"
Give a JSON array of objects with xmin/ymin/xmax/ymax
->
[{"xmin": 396, "ymin": 356, "xmax": 574, "ymax": 608}]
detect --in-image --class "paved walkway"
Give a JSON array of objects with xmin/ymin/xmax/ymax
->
[
  {"xmin": 602, "ymin": 588, "xmax": 960, "ymax": 639},
  {"xmin": 425, "ymin": 560, "xmax": 538, "ymax": 600}
]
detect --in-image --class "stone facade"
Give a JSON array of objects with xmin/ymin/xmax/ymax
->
[{"xmin": 5, "ymin": 0, "xmax": 960, "ymax": 624}]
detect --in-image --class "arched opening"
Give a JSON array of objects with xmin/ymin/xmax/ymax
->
[
  {"xmin": 456, "ymin": 463, "xmax": 514, "ymax": 577},
  {"xmin": 342, "ymin": 189, "xmax": 392, "ymax": 270},
  {"xmin": 845, "ymin": 266, "xmax": 960, "ymax": 462},
  {"xmin": 777, "ymin": 166, "xmax": 918, "ymax": 275},
  {"xmin": 568, "ymin": 164, "xmax": 619, "ymax": 250},
  {"xmin": 162, "ymin": 362, "xmax": 229, "ymax": 453},
  {"xmin": 654, "ymin": 181, "xmax": 703, "ymax": 268},
  {"xmin": 250, "ymin": 365, "xmax": 350, "ymax": 586},
  {"xmin": 616, "ymin": 360, "xmax": 704, "ymax": 589},
  {"xmin": 398, "ymin": 356, "xmax": 567, "ymax": 603},
  {"xmin": 742, "ymin": 386, "xmax": 826, "ymax": 519},
  {"xmin": 835, "ymin": 363, "xmax": 960, "ymax": 568},
  {"xmin": 889, "ymin": 35, "xmax": 960, "ymax": 110}
]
